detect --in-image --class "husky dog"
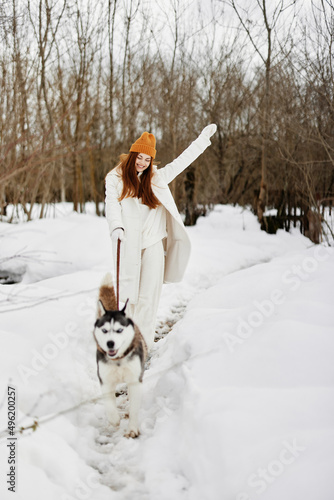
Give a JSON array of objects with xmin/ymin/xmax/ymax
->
[{"xmin": 93, "ymin": 273, "xmax": 147, "ymax": 438}]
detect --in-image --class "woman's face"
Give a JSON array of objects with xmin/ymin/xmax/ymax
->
[{"xmin": 135, "ymin": 153, "xmax": 151, "ymax": 173}]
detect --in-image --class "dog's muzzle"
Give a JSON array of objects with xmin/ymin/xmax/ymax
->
[{"xmin": 107, "ymin": 340, "xmax": 118, "ymax": 358}]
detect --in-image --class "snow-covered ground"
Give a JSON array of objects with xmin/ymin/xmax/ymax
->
[{"xmin": 0, "ymin": 204, "xmax": 333, "ymax": 500}]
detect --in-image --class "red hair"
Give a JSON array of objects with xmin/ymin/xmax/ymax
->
[{"xmin": 118, "ymin": 152, "xmax": 160, "ymax": 209}]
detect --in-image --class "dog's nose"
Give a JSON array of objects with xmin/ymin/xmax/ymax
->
[{"xmin": 107, "ymin": 340, "xmax": 115, "ymax": 349}]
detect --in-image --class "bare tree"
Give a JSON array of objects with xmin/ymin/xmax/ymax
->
[
  {"xmin": 107, "ymin": 0, "xmax": 118, "ymax": 154},
  {"xmin": 0, "ymin": 0, "xmax": 12, "ymax": 40},
  {"xmin": 120, "ymin": 0, "xmax": 140, "ymax": 142},
  {"xmin": 228, "ymin": 0, "xmax": 297, "ymax": 227},
  {"xmin": 27, "ymin": 0, "xmax": 67, "ymax": 217}
]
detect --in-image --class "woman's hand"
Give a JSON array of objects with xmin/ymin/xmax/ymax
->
[
  {"xmin": 200, "ymin": 124, "xmax": 217, "ymax": 138},
  {"xmin": 111, "ymin": 227, "xmax": 125, "ymax": 243}
]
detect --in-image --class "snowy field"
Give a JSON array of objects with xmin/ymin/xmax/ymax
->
[{"xmin": 0, "ymin": 204, "xmax": 333, "ymax": 500}]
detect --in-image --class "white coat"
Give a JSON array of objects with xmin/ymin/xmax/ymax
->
[{"xmin": 105, "ymin": 132, "xmax": 212, "ymax": 304}]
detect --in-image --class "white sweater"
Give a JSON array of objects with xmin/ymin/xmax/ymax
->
[{"xmin": 138, "ymin": 199, "xmax": 167, "ymax": 250}]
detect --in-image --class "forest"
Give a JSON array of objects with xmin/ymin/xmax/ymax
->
[{"xmin": 0, "ymin": 0, "xmax": 333, "ymax": 242}]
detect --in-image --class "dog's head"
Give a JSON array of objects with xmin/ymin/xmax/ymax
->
[{"xmin": 94, "ymin": 300, "xmax": 134, "ymax": 359}]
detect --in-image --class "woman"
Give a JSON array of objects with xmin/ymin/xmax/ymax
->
[{"xmin": 105, "ymin": 124, "xmax": 217, "ymax": 349}]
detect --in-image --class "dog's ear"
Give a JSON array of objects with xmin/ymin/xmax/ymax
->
[
  {"xmin": 97, "ymin": 299, "xmax": 107, "ymax": 318},
  {"xmin": 121, "ymin": 298, "xmax": 129, "ymax": 314}
]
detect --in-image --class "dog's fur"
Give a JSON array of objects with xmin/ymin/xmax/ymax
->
[{"xmin": 93, "ymin": 273, "xmax": 147, "ymax": 438}]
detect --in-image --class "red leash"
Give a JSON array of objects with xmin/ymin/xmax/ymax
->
[{"xmin": 116, "ymin": 239, "xmax": 121, "ymax": 310}]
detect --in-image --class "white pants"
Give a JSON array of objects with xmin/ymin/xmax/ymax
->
[{"xmin": 127, "ymin": 240, "xmax": 165, "ymax": 350}]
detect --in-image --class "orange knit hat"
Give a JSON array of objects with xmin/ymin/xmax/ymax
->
[{"xmin": 130, "ymin": 132, "xmax": 156, "ymax": 159}]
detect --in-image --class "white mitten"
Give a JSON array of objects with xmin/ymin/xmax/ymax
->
[
  {"xmin": 111, "ymin": 227, "xmax": 125, "ymax": 250},
  {"xmin": 111, "ymin": 227, "xmax": 125, "ymax": 244},
  {"xmin": 200, "ymin": 124, "xmax": 217, "ymax": 139}
]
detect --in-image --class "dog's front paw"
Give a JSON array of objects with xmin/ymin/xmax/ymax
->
[{"xmin": 124, "ymin": 426, "xmax": 140, "ymax": 439}]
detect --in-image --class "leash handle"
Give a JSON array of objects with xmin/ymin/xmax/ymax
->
[{"xmin": 116, "ymin": 238, "xmax": 121, "ymax": 310}]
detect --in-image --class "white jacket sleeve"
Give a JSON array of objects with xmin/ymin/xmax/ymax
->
[
  {"xmin": 157, "ymin": 132, "xmax": 212, "ymax": 185},
  {"xmin": 105, "ymin": 172, "xmax": 124, "ymax": 236}
]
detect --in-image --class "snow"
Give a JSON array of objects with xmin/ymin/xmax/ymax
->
[{"xmin": 0, "ymin": 204, "xmax": 333, "ymax": 500}]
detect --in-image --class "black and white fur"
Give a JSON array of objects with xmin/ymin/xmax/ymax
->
[{"xmin": 93, "ymin": 274, "xmax": 147, "ymax": 438}]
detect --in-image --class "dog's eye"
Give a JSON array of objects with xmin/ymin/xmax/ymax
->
[
  {"xmin": 116, "ymin": 328, "xmax": 123, "ymax": 333},
  {"xmin": 102, "ymin": 328, "xmax": 108, "ymax": 334}
]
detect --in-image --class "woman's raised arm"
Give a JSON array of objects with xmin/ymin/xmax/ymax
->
[{"xmin": 157, "ymin": 124, "xmax": 217, "ymax": 185}]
